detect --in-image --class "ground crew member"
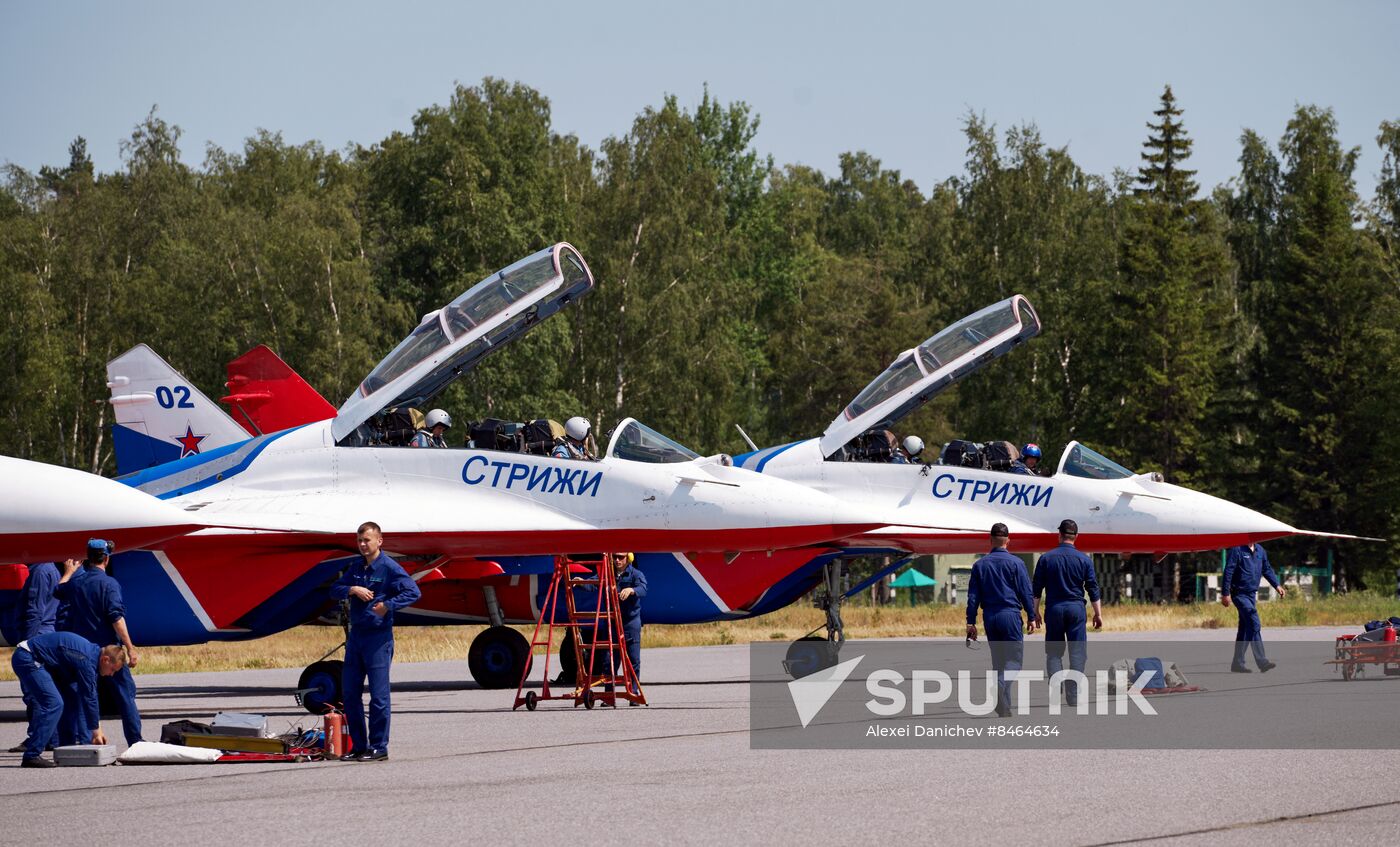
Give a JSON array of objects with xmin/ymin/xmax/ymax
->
[
  {"xmin": 553, "ymin": 417, "xmax": 594, "ymax": 460},
  {"xmin": 1012, "ymin": 443, "xmax": 1043, "ymax": 475},
  {"xmin": 11, "ymin": 631, "xmax": 126, "ymax": 768},
  {"xmin": 966, "ymin": 523, "xmax": 1038, "ymax": 716},
  {"xmin": 55, "ymin": 539, "xmax": 142, "ymax": 746},
  {"xmin": 1031, "ymin": 519, "xmax": 1102, "ymax": 705},
  {"xmin": 613, "ymin": 552, "xmax": 648, "ymax": 702},
  {"xmin": 330, "ymin": 521, "xmax": 421, "ymax": 761},
  {"xmin": 410, "ymin": 409, "xmax": 452, "ymax": 448},
  {"xmin": 7, "ymin": 560, "xmax": 63, "ymax": 753},
  {"xmin": 1221, "ymin": 542, "xmax": 1283, "ymax": 672}
]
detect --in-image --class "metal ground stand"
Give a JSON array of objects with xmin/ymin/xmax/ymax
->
[{"xmin": 513, "ymin": 553, "xmax": 646, "ymax": 710}]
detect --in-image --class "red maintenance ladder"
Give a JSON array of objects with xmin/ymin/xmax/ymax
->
[{"xmin": 513, "ymin": 553, "xmax": 646, "ymax": 710}]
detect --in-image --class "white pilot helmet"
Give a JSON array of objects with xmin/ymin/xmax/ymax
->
[
  {"xmin": 426, "ymin": 409, "xmax": 452, "ymax": 430},
  {"xmin": 565, "ymin": 416, "xmax": 591, "ymax": 442},
  {"xmin": 902, "ymin": 435, "xmax": 925, "ymax": 459}
]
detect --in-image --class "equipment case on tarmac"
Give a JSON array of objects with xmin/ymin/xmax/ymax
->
[{"xmin": 55, "ymin": 744, "xmax": 118, "ymax": 766}]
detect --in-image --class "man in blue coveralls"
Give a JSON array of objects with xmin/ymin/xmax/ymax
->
[
  {"xmin": 330, "ymin": 521, "xmax": 421, "ymax": 761},
  {"xmin": 8, "ymin": 559, "xmax": 63, "ymax": 753},
  {"xmin": 1031, "ymin": 519, "xmax": 1102, "ymax": 706},
  {"xmin": 1221, "ymin": 542, "xmax": 1284, "ymax": 673},
  {"xmin": 966, "ymin": 523, "xmax": 1038, "ymax": 716},
  {"xmin": 612, "ymin": 553, "xmax": 648, "ymax": 702},
  {"xmin": 55, "ymin": 539, "xmax": 142, "ymax": 745},
  {"xmin": 11, "ymin": 631, "xmax": 127, "ymax": 768}
]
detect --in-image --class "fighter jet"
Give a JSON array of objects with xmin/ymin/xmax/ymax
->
[
  {"xmin": 0, "ymin": 243, "xmax": 891, "ymax": 693},
  {"xmin": 729, "ymin": 294, "xmax": 1376, "ymax": 667}
]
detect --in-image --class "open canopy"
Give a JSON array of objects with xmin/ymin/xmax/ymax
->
[
  {"xmin": 332, "ymin": 243, "xmax": 595, "ymax": 443},
  {"xmin": 819, "ymin": 295, "xmax": 1041, "ymax": 457}
]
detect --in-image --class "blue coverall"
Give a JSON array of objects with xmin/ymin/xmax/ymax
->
[
  {"xmin": 966, "ymin": 548, "xmax": 1035, "ymax": 713},
  {"xmin": 18, "ymin": 562, "xmax": 62, "ymax": 748},
  {"xmin": 20, "ymin": 562, "xmax": 60, "ymax": 638},
  {"xmin": 1032, "ymin": 543, "xmax": 1100, "ymax": 703},
  {"xmin": 55, "ymin": 565, "xmax": 141, "ymax": 745},
  {"xmin": 615, "ymin": 564, "xmax": 648, "ymax": 683},
  {"xmin": 1223, "ymin": 543, "xmax": 1281, "ymax": 670},
  {"xmin": 10, "ymin": 631, "xmax": 102, "ymax": 761},
  {"xmin": 330, "ymin": 552, "xmax": 421, "ymax": 755}
]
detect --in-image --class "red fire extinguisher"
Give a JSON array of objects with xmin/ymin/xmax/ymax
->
[{"xmin": 324, "ymin": 711, "xmax": 348, "ymax": 758}]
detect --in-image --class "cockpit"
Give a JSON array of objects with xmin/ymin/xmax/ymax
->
[
  {"xmin": 821, "ymin": 295, "xmax": 1042, "ymax": 463},
  {"xmin": 332, "ymin": 244, "xmax": 594, "ymax": 446},
  {"xmin": 1056, "ymin": 441, "xmax": 1135, "ymax": 480},
  {"xmin": 605, "ymin": 419, "xmax": 702, "ymax": 464}
]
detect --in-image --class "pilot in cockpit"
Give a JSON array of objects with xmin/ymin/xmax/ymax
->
[
  {"xmin": 897, "ymin": 436, "xmax": 925, "ymax": 464},
  {"xmin": 552, "ymin": 417, "xmax": 596, "ymax": 461},
  {"xmin": 410, "ymin": 409, "xmax": 452, "ymax": 448},
  {"xmin": 1011, "ymin": 443, "xmax": 1043, "ymax": 475}
]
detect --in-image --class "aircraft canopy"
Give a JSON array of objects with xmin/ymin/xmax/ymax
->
[
  {"xmin": 333, "ymin": 243, "xmax": 594, "ymax": 442},
  {"xmin": 606, "ymin": 418, "xmax": 703, "ymax": 464},
  {"xmin": 1056, "ymin": 441, "xmax": 1136, "ymax": 480},
  {"xmin": 819, "ymin": 295, "xmax": 1041, "ymax": 457}
]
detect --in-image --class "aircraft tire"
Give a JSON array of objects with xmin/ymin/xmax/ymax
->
[
  {"xmin": 785, "ymin": 636, "xmax": 839, "ymax": 680},
  {"xmin": 469, "ymin": 625, "xmax": 533, "ymax": 689},
  {"xmin": 297, "ymin": 659, "xmax": 344, "ymax": 714}
]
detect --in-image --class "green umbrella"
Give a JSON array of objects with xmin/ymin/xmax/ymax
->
[{"xmin": 889, "ymin": 568, "xmax": 937, "ymax": 605}]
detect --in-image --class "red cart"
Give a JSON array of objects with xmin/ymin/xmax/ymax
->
[{"xmin": 1327, "ymin": 626, "xmax": 1400, "ymax": 681}]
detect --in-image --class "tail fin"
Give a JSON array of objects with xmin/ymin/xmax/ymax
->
[
  {"xmin": 107, "ymin": 344, "xmax": 250, "ymax": 475},
  {"xmin": 221, "ymin": 345, "xmax": 337, "ymax": 435}
]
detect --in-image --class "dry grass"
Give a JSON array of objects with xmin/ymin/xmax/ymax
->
[{"xmin": 3, "ymin": 593, "xmax": 1395, "ymax": 680}]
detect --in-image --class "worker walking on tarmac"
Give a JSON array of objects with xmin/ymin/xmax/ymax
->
[
  {"xmin": 966, "ymin": 523, "xmax": 1038, "ymax": 716},
  {"xmin": 55, "ymin": 539, "xmax": 142, "ymax": 746},
  {"xmin": 1031, "ymin": 519, "xmax": 1102, "ymax": 706},
  {"xmin": 7, "ymin": 560, "xmax": 63, "ymax": 753},
  {"xmin": 1221, "ymin": 542, "xmax": 1283, "ymax": 673},
  {"xmin": 11, "ymin": 631, "xmax": 127, "ymax": 768},
  {"xmin": 330, "ymin": 521, "xmax": 421, "ymax": 761}
]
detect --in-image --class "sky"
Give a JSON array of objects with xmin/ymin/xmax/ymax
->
[{"xmin": 2, "ymin": 1, "xmax": 1398, "ymax": 199}]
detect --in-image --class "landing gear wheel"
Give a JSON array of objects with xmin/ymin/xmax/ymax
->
[
  {"xmin": 524, "ymin": 691, "xmax": 539, "ymax": 711},
  {"xmin": 784, "ymin": 636, "xmax": 839, "ymax": 680},
  {"xmin": 297, "ymin": 660, "xmax": 345, "ymax": 714},
  {"xmin": 468, "ymin": 625, "xmax": 533, "ymax": 689}
]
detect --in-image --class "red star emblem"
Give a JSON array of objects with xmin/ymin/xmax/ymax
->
[{"xmin": 174, "ymin": 425, "xmax": 208, "ymax": 458}]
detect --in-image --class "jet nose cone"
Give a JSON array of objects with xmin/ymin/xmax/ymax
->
[
  {"xmin": 0, "ymin": 456, "xmax": 200, "ymax": 561},
  {"xmin": 1160, "ymin": 482, "xmax": 1294, "ymax": 546}
]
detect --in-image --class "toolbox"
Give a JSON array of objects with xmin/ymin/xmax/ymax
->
[
  {"xmin": 210, "ymin": 712, "xmax": 271, "ymax": 738},
  {"xmin": 54, "ymin": 744, "xmax": 118, "ymax": 766},
  {"xmin": 182, "ymin": 734, "xmax": 288, "ymax": 754}
]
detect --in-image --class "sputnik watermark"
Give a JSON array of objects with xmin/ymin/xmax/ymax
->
[
  {"xmin": 788, "ymin": 655, "xmax": 1157, "ymax": 727},
  {"xmin": 863, "ymin": 669, "xmax": 1158, "ymax": 717}
]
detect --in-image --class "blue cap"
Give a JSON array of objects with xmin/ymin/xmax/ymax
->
[{"xmin": 87, "ymin": 538, "xmax": 113, "ymax": 558}]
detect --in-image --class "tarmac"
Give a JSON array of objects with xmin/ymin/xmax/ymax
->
[{"xmin": 2, "ymin": 626, "xmax": 1399, "ymax": 846}]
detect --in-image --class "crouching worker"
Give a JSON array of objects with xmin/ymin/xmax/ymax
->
[
  {"xmin": 11, "ymin": 631, "xmax": 126, "ymax": 768},
  {"xmin": 330, "ymin": 521, "xmax": 421, "ymax": 762}
]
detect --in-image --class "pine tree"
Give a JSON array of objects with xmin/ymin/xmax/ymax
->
[
  {"xmin": 1098, "ymin": 86, "xmax": 1230, "ymax": 484},
  {"xmin": 1254, "ymin": 106, "xmax": 1397, "ymax": 587}
]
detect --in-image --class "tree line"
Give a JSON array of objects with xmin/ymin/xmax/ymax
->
[{"xmin": 3, "ymin": 80, "xmax": 1398, "ymax": 588}]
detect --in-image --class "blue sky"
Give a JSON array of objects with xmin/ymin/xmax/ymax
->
[{"xmin": 3, "ymin": 1, "xmax": 1397, "ymax": 198}]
